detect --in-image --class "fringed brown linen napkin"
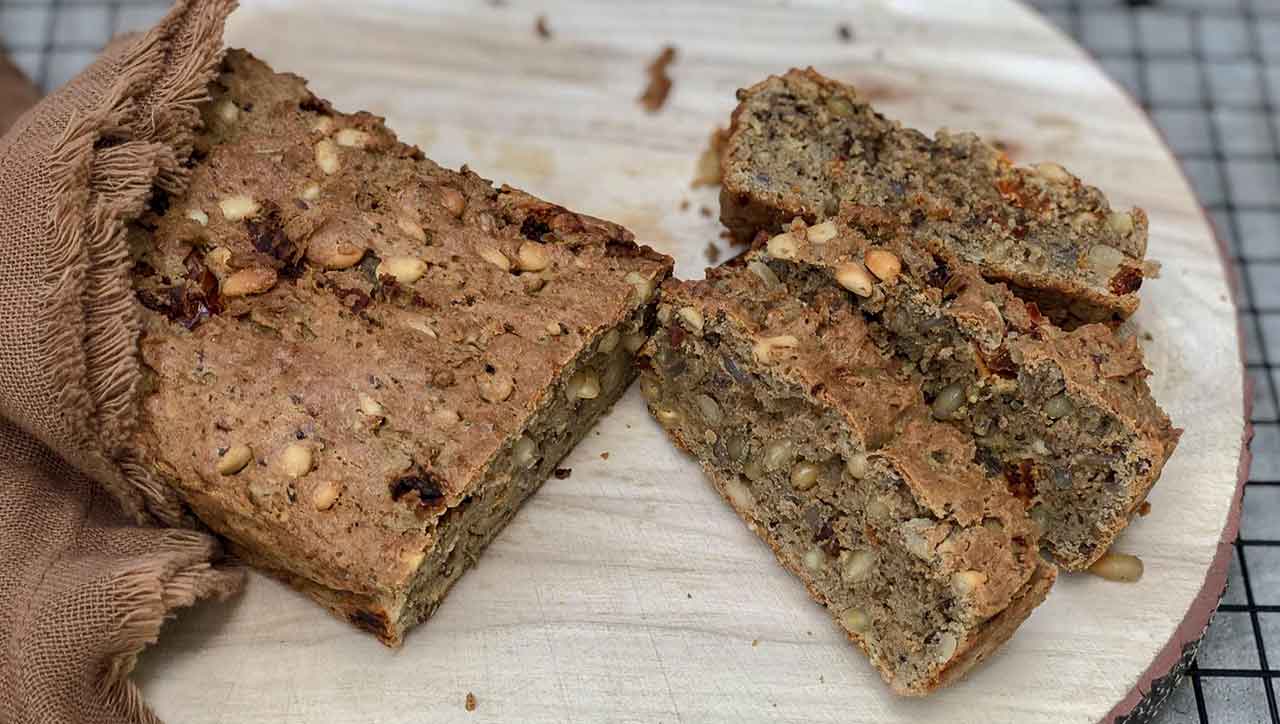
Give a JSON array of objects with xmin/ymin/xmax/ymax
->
[{"xmin": 0, "ymin": 3, "xmax": 242, "ymax": 722}]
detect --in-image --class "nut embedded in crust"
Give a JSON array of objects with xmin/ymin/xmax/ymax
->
[
  {"xmin": 315, "ymin": 139, "xmax": 341, "ymax": 175},
  {"xmin": 221, "ymin": 267, "xmax": 278, "ymax": 297},
  {"xmin": 377, "ymin": 256, "xmax": 429, "ymax": 284},
  {"xmin": 306, "ymin": 235, "xmax": 367, "ymax": 270},
  {"xmin": 335, "ymin": 128, "xmax": 371, "ymax": 148},
  {"xmin": 478, "ymin": 246, "xmax": 511, "ymax": 272},
  {"xmin": 766, "ymin": 231, "xmax": 799, "ymax": 260},
  {"xmin": 864, "ymin": 249, "xmax": 901, "ymax": 284},
  {"xmin": 216, "ymin": 443, "xmax": 253, "ymax": 475},
  {"xmin": 516, "ymin": 242, "xmax": 550, "ymax": 272},
  {"xmin": 752, "ymin": 334, "xmax": 799, "ymax": 364},
  {"xmin": 477, "ymin": 369, "xmax": 515, "ymax": 403},
  {"xmin": 313, "ymin": 481, "xmax": 342, "ymax": 511},
  {"xmin": 219, "ymin": 194, "xmax": 260, "ymax": 221},
  {"xmin": 279, "ymin": 443, "xmax": 314, "ymax": 479},
  {"xmin": 834, "ymin": 262, "xmax": 873, "ymax": 297}
]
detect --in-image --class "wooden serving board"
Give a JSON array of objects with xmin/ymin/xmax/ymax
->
[{"xmin": 133, "ymin": 2, "xmax": 1247, "ymax": 722}]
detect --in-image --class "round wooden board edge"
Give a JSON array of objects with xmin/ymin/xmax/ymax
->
[{"xmin": 1017, "ymin": 7, "xmax": 1258, "ymax": 722}]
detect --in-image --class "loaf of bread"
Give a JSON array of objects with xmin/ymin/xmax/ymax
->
[
  {"xmin": 128, "ymin": 50, "xmax": 672, "ymax": 644},
  {"xmin": 719, "ymin": 68, "xmax": 1152, "ymax": 327},
  {"xmin": 639, "ymin": 265, "xmax": 1055, "ymax": 694},
  {"xmin": 753, "ymin": 211, "xmax": 1180, "ymax": 570}
]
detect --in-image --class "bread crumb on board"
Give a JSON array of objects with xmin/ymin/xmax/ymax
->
[
  {"xmin": 535, "ymin": 15, "xmax": 551, "ymax": 39},
  {"xmin": 553, "ymin": 467, "xmax": 572, "ymax": 479},
  {"xmin": 465, "ymin": 692, "xmax": 477, "ymax": 712},
  {"xmin": 837, "ymin": 23, "xmax": 853, "ymax": 42},
  {"xmin": 639, "ymin": 45, "xmax": 677, "ymax": 112},
  {"xmin": 600, "ymin": 451, "xmax": 610, "ymax": 460},
  {"xmin": 691, "ymin": 127, "xmax": 729, "ymax": 187}
]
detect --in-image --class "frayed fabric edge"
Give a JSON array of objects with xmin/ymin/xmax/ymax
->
[
  {"xmin": 98, "ymin": 531, "xmax": 244, "ymax": 724},
  {"xmin": 39, "ymin": 0, "xmax": 239, "ymax": 527}
]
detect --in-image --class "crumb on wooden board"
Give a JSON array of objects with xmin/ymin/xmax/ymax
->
[
  {"xmin": 691, "ymin": 127, "xmax": 728, "ymax": 187},
  {"xmin": 639, "ymin": 45, "xmax": 677, "ymax": 112}
]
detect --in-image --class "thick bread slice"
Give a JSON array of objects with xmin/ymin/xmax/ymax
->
[
  {"xmin": 720, "ymin": 68, "xmax": 1152, "ymax": 327},
  {"xmin": 640, "ymin": 266, "xmax": 1055, "ymax": 694},
  {"xmin": 130, "ymin": 50, "xmax": 673, "ymax": 644}
]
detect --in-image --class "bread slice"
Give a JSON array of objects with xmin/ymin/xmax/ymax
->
[
  {"xmin": 751, "ymin": 212, "xmax": 1179, "ymax": 570},
  {"xmin": 719, "ymin": 68, "xmax": 1151, "ymax": 327},
  {"xmin": 639, "ymin": 265, "xmax": 1055, "ymax": 694},
  {"xmin": 129, "ymin": 50, "xmax": 673, "ymax": 644}
]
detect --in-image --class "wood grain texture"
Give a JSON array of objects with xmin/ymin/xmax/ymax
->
[{"xmin": 132, "ymin": 1, "xmax": 1245, "ymax": 722}]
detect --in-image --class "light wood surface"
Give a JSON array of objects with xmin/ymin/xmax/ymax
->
[{"xmin": 133, "ymin": 1, "xmax": 1245, "ymax": 722}]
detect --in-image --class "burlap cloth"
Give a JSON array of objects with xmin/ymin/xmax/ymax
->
[{"xmin": 0, "ymin": 2, "xmax": 244, "ymax": 722}]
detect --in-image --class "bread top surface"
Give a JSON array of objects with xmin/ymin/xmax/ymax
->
[
  {"xmin": 720, "ymin": 67, "xmax": 1150, "ymax": 319},
  {"xmin": 655, "ymin": 266, "xmax": 1044, "ymax": 617},
  {"xmin": 130, "ymin": 49, "xmax": 672, "ymax": 596}
]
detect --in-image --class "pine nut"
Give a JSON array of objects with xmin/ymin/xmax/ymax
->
[
  {"xmin": 864, "ymin": 249, "xmax": 901, "ymax": 284},
  {"xmin": 513, "ymin": 436, "xmax": 539, "ymax": 469},
  {"xmin": 279, "ymin": 444, "xmax": 313, "ymax": 479},
  {"xmin": 313, "ymin": 481, "xmax": 342, "ymax": 511},
  {"xmin": 806, "ymin": 220, "xmax": 839, "ymax": 244},
  {"xmin": 842, "ymin": 549, "xmax": 878, "ymax": 582},
  {"xmin": 568, "ymin": 370, "xmax": 601, "ymax": 400},
  {"xmin": 766, "ymin": 231, "xmax": 799, "ymax": 260},
  {"xmin": 835, "ymin": 261, "xmax": 873, "ymax": 297},
  {"xmin": 723, "ymin": 478, "xmax": 755, "ymax": 511},
  {"xmin": 677, "ymin": 306, "xmax": 704, "ymax": 334},
  {"xmin": 335, "ymin": 128, "xmax": 371, "ymax": 148},
  {"xmin": 377, "ymin": 256, "xmax": 428, "ymax": 284},
  {"xmin": 790, "ymin": 462, "xmax": 820, "ymax": 490},
  {"xmin": 441, "ymin": 187, "xmax": 466, "ymax": 217},
  {"xmin": 951, "ymin": 570, "xmax": 987, "ymax": 595},
  {"xmin": 517, "ymin": 242, "xmax": 550, "ymax": 272},
  {"xmin": 221, "ymin": 267, "xmax": 277, "ymax": 297},
  {"xmin": 397, "ymin": 217, "xmax": 427, "ymax": 243},
  {"xmin": 1088, "ymin": 552, "xmax": 1144, "ymax": 582},
  {"xmin": 315, "ymin": 139, "xmax": 340, "ymax": 175},
  {"xmin": 752, "ymin": 334, "xmax": 798, "ymax": 363},
  {"xmin": 216, "ymin": 444, "xmax": 253, "ymax": 475},
  {"xmin": 624, "ymin": 271, "xmax": 653, "ymax": 303},
  {"xmin": 478, "ymin": 246, "xmax": 511, "ymax": 272},
  {"xmin": 219, "ymin": 194, "xmax": 260, "ymax": 221}
]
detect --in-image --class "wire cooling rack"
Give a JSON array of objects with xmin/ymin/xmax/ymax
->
[{"xmin": 1, "ymin": 1, "xmax": 1274, "ymax": 722}]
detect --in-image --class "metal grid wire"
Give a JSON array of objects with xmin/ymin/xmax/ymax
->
[
  {"xmin": 1024, "ymin": 2, "xmax": 1280, "ymax": 721},
  {"xmin": 0, "ymin": 1, "xmax": 1274, "ymax": 722}
]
